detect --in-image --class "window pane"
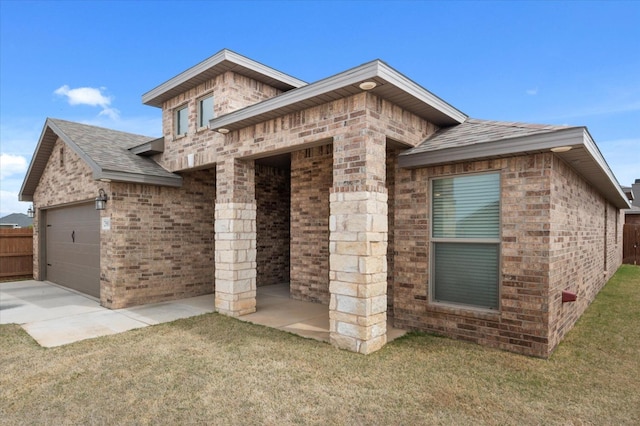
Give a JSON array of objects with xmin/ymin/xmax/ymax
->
[
  {"xmin": 433, "ymin": 242, "xmax": 499, "ymax": 309},
  {"xmin": 432, "ymin": 173, "xmax": 500, "ymax": 238},
  {"xmin": 176, "ymin": 106, "xmax": 188, "ymax": 136},
  {"xmin": 199, "ymin": 96, "xmax": 214, "ymax": 127}
]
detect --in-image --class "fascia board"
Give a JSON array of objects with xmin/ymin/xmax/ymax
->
[
  {"xmin": 377, "ymin": 62, "xmax": 467, "ymax": 124},
  {"xmin": 142, "ymin": 49, "xmax": 307, "ymax": 107},
  {"xmin": 209, "ymin": 60, "xmax": 383, "ymax": 131},
  {"xmin": 47, "ymin": 119, "xmax": 104, "ymax": 177},
  {"xmin": 398, "ymin": 127, "xmax": 586, "ymax": 168},
  {"xmin": 98, "ymin": 170, "xmax": 183, "ymax": 188},
  {"xmin": 142, "ymin": 50, "xmax": 227, "ymax": 106},
  {"xmin": 398, "ymin": 126, "xmax": 631, "ymax": 209},
  {"xmin": 20, "ymin": 119, "xmax": 102, "ymax": 201},
  {"xmin": 19, "ymin": 122, "xmax": 54, "ymax": 201},
  {"xmin": 222, "ymin": 50, "xmax": 307, "ymax": 88},
  {"xmin": 129, "ymin": 137, "xmax": 165, "ymax": 156},
  {"xmin": 580, "ymin": 129, "xmax": 630, "ymax": 208},
  {"xmin": 210, "ymin": 60, "xmax": 466, "ymax": 132}
]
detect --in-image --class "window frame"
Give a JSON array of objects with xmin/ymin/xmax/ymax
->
[
  {"xmin": 175, "ymin": 104, "xmax": 189, "ymax": 137},
  {"xmin": 429, "ymin": 171, "xmax": 502, "ymax": 312},
  {"xmin": 197, "ymin": 94, "xmax": 214, "ymax": 129}
]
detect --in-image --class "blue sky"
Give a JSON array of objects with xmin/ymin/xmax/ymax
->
[{"xmin": 1, "ymin": 0, "xmax": 638, "ymax": 217}]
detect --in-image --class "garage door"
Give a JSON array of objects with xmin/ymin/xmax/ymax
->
[{"xmin": 45, "ymin": 203, "xmax": 100, "ymax": 298}]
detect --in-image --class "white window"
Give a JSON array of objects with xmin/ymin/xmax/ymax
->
[
  {"xmin": 176, "ymin": 105, "xmax": 188, "ymax": 136},
  {"xmin": 198, "ymin": 95, "xmax": 214, "ymax": 128},
  {"xmin": 431, "ymin": 173, "xmax": 500, "ymax": 310}
]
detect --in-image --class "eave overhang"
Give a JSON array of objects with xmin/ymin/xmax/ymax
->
[
  {"xmin": 142, "ymin": 49, "xmax": 307, "ymax": 108},
  {"xmin": 399, "ymin": 126, "xmax": 630, "ymax": 209},
  {"xmin": 19, "ymin": 119, "xmax": 182, "ymax": 202},
  {"xmin": 209, "ymin": 60, "xmax": 467, "ymax": 133},
  {"xmin": 129, "ymin": 137, "xmax": 165, "ymax": 156}
]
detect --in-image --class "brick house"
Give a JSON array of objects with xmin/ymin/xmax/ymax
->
[{"xmin": 20, "ymin": 49, "xmax": 629, "ymax": 357}]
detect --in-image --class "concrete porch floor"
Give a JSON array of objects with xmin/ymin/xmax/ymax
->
[
  {"xmin": 0, "ymin": 280, "xmax": 405, "ymax": 347},
  {"xmin": 240, "ymin": 283, "xmax": 407, "ymax": 343}
]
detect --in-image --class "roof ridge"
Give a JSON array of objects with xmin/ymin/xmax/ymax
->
[
  {"xmin": 48, "ymin": 118, "xmax": 158, "ymax": 140},
  {"xmin": 466, "ymin": 117, "xmax": 575, "ymax": 130}
]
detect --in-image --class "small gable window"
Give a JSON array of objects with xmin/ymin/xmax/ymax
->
[
  {"xmin": 198, "ymin": 95, "xmax": 214, "ymax": 128},
  {"xmin": 176, "ymin": 105, "xmax": 188, "ymax": 136}
]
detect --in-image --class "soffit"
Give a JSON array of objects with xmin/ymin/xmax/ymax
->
[
  {"xmin": 399, "ymin": 121, "xmax": 630, "ymax": 209},
  {"xmin": 209, "ymin": 60, "xmax": 467, "ymax": 132}
]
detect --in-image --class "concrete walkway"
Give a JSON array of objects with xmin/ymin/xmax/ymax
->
[
  {"xmin": 0, "ymin": 280, "xmax": 215, "ymax": 347},
  {"xmin": 0, "ymin": 280, "xmax": 405, "ymax": 347}
]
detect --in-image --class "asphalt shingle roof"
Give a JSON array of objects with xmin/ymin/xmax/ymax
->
[
  {"xmin": 0, "ymin": 213, "xmax": 33, "ymax": 227},
  {"xmin": 404, "ymin": 118, "xmax": 574, "ymax": 155},
  {"xmin": 49, "ymin": 118, "xmax": 177, "ymax": 179}
]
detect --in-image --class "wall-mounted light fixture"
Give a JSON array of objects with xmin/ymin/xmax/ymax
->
[
  {"xmin": 95, "ymin": 188, "xmax": 108, "ymax": 210},
  {"xmin": 217, "ymin": 128, "xmax": 230, "ymax": 134},
  {"xmin": 27, "ymin": 205, "xmax": 35, "ymax": 218}
]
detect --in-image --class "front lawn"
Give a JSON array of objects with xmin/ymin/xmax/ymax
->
[{"xmin": 1, "ymin": 265, "xmax": 639, "ymax": 425}]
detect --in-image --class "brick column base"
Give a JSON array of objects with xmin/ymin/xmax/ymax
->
[
  {"xmin": 214, "ymin": 202, "xmax": 257, "ymax": 316},
  {"xmin": 329, "ymin": 190, "xmax": 388, "ymax": 354}
]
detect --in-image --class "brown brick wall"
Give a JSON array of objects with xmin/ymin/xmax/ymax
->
[
  {"xmin": 386, "ymin": 147, "xmax": 399, "ymax": 317},
  {"xmin": 156, "ymin": 71, "xmax": 283, "ymax": 172},
  {"xmin": 547, "ymin": 156, "xmax": 623, "ymax": 352},
  {"xmin": 393, "ymin": 155, "xmax": 554, "ymax": 357},
  {"xmin": 102, "ymin": 169, "xmax": 216, "ymax": 308},
  {"xmin": 392, "ymin": 153, "xmax": 623, "ymax": 357},
  {"xmin": 290, "ymin": 145, "xmax": 333, "ymax": 303},
  {"xmin": 255, "ymin": 164, "xmax": 290, "ymax": 287},
  {"xmin": 32, "ymin": 138, "xmax": 103, "ymax": 281}
]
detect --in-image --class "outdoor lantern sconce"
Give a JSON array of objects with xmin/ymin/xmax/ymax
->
[
  {"xmin": 95, "ymin": 189, "xmax": 108, "ymax": 210},
  {"xmin": 27, "ymin": 205, "xmax": 34, "ymax": 218}
]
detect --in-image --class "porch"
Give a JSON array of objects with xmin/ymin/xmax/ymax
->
[{"xmin": 0, "ymin": 280, "xmax": 405, "ymax": 347}]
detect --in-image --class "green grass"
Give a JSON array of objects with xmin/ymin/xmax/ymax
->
[{"xmin": 2, "ymin": 265, "xmax": 640, "ymax": 425}]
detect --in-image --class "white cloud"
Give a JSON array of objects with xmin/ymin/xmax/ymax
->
[
  {"xmin": 54, "ymin": 85, "xmax": 120, "ymax": 119},
  {"xmin": 526, "ymin": 88, "xmax": 538, "ymax": 96},
  {"xmin": 0, "ymin": 190, "xmax": 31, "ymax": 218},
  {"xmin": 0, "ymin": 153, "xmax": 28, "ymax": 179}
]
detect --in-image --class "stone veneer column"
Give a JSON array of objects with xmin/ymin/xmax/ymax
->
[
  {"xmin": 214, "ymin": 159, "xmax": 257, "ymax": 316},
  {"xmin": 329, "ymin": 125, "xmax": 388, "ymax": 354}
]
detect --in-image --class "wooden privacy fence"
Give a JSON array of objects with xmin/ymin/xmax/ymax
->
[
  {"xmin": 0, "ymin": 228, "xmax": 33, "ymax": 279},
  {"xmin": 623, "ymin": 224, "xmax": 640, "ymax": 265}
]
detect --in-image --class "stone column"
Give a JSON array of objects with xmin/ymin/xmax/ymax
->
[
  {"xmin": 329, "ymin": 124, "xmax": 388, "ymax": 354},
  {"xmin": 214, "ymin": 159, "xmax": 257, "ymax": 316}
]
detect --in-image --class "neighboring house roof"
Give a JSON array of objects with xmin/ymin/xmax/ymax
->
[
  {"xmin": 0, "ymin": 213, "xmax": 33, "ymax": 228},
  {"xmin": 142, "ymin": 49, "xmax": 308, "ymax": 108},
  {"xmin": 399, "ymin": 118, "xmax": 630, "ymax": 209},
  {"xmin": 209, "ymin": 59, "xmax": 467, "ymax": 131},
  {"xmin": 20, "ymin": 119, "xmax": 182, "ymax": 201}
]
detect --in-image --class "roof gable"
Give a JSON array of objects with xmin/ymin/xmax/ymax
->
[
  {"xmin": 209, "ymin": 59, "xmax": 467, "ymax": 132},
  {"xmin": 19, "ymin": 119, "xmax": 182, "ymax": 201},
  {"xmin": 142, "ymin": 49, "xmax": 307, "ymax": 108}
]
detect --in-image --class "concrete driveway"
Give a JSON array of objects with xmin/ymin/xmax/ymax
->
[{"xmin": 0, "ymin": 280, "xmax": 215, "ymax": 347}]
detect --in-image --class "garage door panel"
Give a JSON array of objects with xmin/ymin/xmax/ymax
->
[{"xmin": 46, "ymin": 203, "xmax": 100, "ymax": 298}]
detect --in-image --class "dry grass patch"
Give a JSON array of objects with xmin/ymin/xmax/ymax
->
[{"xmin": 2, "ymin": 265, "xmax": 640, "ymax": 425}]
